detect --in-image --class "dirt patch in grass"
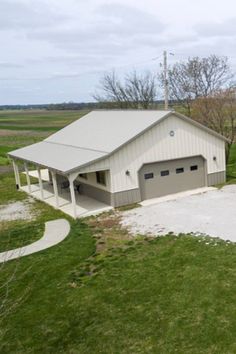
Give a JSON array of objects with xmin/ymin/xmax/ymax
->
[
  {"xmin": 0, "ymin": 200, "xmax": 35, "ymax": 222},
  {"xmin": 69, "ymin": 213, "xmax": 150, "ymax": 288},
  {"xmin": 86, "ymin": 211, "xmax": 135, "ymax": 253}
]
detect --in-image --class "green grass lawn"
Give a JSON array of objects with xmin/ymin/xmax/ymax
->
[
  {"xmin": 0, "ymin": 220, "xmax": 44, "ymax": 252},
  {"xmin": 226, "ymin": 144, "xmax": 236, "ymax": 183},
  {"xmin": 1, "ymin": 173, "xmax": 236, "ymax": 353},
  {"xmin": 0, "ymin": 146, "xmax": 15, "ymax": 166}
]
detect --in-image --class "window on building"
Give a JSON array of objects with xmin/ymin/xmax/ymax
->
[
  {"xmin": 190, "ymin": 165, "xmax": 198, "ymax": 171},
  {"xmin": 96, "ymin": 171, "xmax": 106, "ymax": 185},
  {"xmin": 79, "ymin": 173, "xmax": 87, "ymax": 179},
  {"xmin": 160, "ymin": 170, "xmax": 169, "ymax": 177},
  {"xmin": 176, "ymin": 167, "xmax": 184, "ymax": 174},
  {"xmin": 144, "ymin": 173, "xmax": 154, "ymax": 179}
]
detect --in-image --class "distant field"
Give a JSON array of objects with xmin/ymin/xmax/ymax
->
[
  {"xmin": 0, "ymin": 110, "xmax": 89, "ymax": 167},
  {"xmin": 0, "ymin": 109, "xmax": 89, "ymax": 132}
]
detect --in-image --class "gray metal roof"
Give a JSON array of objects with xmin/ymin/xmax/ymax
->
[
  {"xmin": 9, "ymin": 141, "xmax": 107, "ymax": 173},
  {"xmin": 9, "ymin": 110, "xmax": 226, "ymax": 173},
  {"xmin": 9, "ymin": 110, "xmax": 172, "ymax": 173},
  {"xmin": 45, "ymin": 110, "xmax": 172, "ymax": 153}
]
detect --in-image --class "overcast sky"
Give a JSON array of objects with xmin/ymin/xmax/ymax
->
[{"xmin": 0, "ymin": 0, "xmax": 235, "ymax": 104}]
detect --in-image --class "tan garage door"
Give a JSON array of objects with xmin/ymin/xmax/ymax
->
[{"xmin": 139, "ymin": 156, "xmax": 206, "ymax": 201}]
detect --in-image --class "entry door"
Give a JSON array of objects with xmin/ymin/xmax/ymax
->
[{"xmin": 139, "ymin": 156, "xmax": 206, "ymax": 200}]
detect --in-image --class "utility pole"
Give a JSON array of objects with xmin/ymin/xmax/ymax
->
[{"xmin": 163, "ymin": 50, "xmax": 168, "ymax": 110}]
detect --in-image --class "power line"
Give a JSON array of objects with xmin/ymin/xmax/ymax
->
[{"xmin": 0, "ymin": 55, "xmax": 163, "ymax": 82}]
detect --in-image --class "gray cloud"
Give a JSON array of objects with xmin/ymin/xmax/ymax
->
[
  {"xmin": 0, "ymin": 0, "xmax": 66, "ymax": 30},
  {"xmin": 195, "ymin": 18, "xmax": 236, "ymax": 38},
  {"xmin": 0, "ymin": 62, "xmax": 23, "ymax": 68},
  {"xmin": 95, "ymin": 3, "xmax": 165, "ymax": 35},
  {"xmin": 42, "ymin": 54, "xmax": 117, "ymax": 67},
  {"xmin": 0, "ymin": 0, "xmax": 235, "ymax": 104},
  {"xmin": 134, "ymin": 33, "xmax": 199, "ymax": 48},
  {"xmin": 27, "ymin": 3, "xmax": 166, "ymax": 55}
]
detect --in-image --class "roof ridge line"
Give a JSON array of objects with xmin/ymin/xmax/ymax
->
[{"xmin": 44, "ymin": 141, "xmax": 108, "ymax": 154}]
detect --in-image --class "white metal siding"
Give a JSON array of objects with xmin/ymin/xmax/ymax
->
[
  {"xmin": 79, "ymin": 114, "xmax": 226, "ymax": 193},
  {"xmin": 76, "ymin": 171, "xmax": 110, "ymax": 192}
]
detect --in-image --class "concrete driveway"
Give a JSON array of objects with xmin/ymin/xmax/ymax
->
[{"xmin": 121, "ymin": 185, "xmax": 236, "ymax": 242}]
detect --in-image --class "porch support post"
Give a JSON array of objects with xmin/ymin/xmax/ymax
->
[
  {"xmin": 24, "ymin": 162, "xmax": 31, "ymax": 193},
  {"xmin": 68, "ymin": 173, "xmax": 78, "ymax": 219},
  {"xmin": 51, "ymin": 170, "xmax": 59, "ymax": 208},
  {"xmin": 12, "ymin": 159, "xmax": 20, "ymax": 189},
  {"xmin": 37, "ymin": 166, "xmax": 44, "ymax": 200}
]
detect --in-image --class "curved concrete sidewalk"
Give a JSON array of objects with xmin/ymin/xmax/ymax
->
[{"xmin": 0, "ymin": 219, "xmax": 70, "ymax": 263}]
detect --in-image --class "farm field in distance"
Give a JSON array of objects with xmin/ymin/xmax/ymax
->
[
  {"xmin": 0, "ymin": 109, "xmax": 89, "ymax": 168},
  {"xmin": 0, "ymin": 109, "xmax": 88, "ymax": 131}
]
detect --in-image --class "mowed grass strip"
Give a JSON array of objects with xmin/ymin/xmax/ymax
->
[
  {"xmin": 0, "ymin": 109, "xmax": 88, "ymax": 120},
  {"xmin": 0, "ymin": 125, "xmax": 64, "ymax": 132}
]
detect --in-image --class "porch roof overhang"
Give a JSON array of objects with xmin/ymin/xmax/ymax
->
[{"xmin": 8, "ymin": 141, "xmax": 107, "ymax": 174}]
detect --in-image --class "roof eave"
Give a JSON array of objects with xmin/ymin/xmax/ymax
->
[{"xmin": 8, "ymin": 152, "xmax": 68, "ymax": 175}]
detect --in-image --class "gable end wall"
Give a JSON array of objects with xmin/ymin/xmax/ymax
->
[{"xmin": 80, "ymin": 114, "xmax": 226, "ymax": 194}]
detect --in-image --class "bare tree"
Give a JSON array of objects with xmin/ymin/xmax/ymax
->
[
  {"xmin": 94, "ymin": 70, "xmax": 158, "ymax": 109},
  {"xmin": 192, "ymin": 87, "xmax": 236, "ymax": 162},
  {"xmin": 162, "ymin": 55, "xmax": 234, "ymax": 116}
]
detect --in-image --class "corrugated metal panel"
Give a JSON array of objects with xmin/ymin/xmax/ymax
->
[
  {"xmin": 111, "ymin": 188, "xmax": 141, "ymax": 207},
  {"xmin": 207, "ymin": 171, "xmax": 226, "ymax": 185},
  {"xmin": 46, "ymin": 110, "xmax": 172, "ymax": 153},
  {"xmin": 9, "ymin": 141, "xmax": 106, "ymax": 173},
  {"xmin": 87, "ymin": 114, "xmax": 226, "ymax": 193},
  {"xmin": 76, "ymin": 171, "xmax": 110, "ymax": 191}
]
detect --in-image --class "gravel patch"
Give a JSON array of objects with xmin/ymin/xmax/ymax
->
[
  {"xmin": 0, "ymin": 201, "xmax": 34, "ymax": 221},
  {"xmin": 121, "ymin": 185, "xmax": 236, "ymax": 242}
]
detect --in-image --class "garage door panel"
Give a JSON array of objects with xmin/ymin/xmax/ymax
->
[{"xmin": 139, "ymin": 156, "xmax": 206, "ymax": 200}]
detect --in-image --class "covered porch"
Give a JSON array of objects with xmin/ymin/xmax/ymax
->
[{"xmin": 12, "ymin": 161, "xmax": 112, "ymax": 219}]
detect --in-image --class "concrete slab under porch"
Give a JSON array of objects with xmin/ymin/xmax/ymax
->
[{"xmin": 20, "ymin": 182, "xmax": 113, "ymax": 218}]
